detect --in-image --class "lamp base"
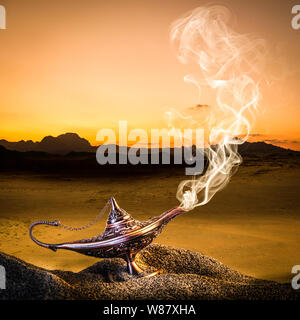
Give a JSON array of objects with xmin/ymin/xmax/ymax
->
[{"xmin": 125, "ymin": 253, "xmax": 160, "ymax": 278}]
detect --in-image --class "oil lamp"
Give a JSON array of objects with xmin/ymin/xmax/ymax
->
[{"xmin": 29, "ymin": 197, "xmax": 185, "ymax": 276}]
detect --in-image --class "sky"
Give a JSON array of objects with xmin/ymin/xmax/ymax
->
[{"xmin": 0, "ymin": 0, "xmax": 299, "ymax": 150}]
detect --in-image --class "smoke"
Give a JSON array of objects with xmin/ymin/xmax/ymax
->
[{"xmin": 170, "ymin": 6, "xmax": 267, "ymax": 211}]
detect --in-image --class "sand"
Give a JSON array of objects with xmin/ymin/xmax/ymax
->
[
  {"xmin": 1, "ymin": 244, "xmax": 299, "ymax": 300},
  {"xmin": 0, "ymin": 157, "xmax": 299, "ymax": 283}
]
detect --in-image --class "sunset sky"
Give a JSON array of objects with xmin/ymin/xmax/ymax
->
[{"xmin": 0, "ymin": 0, "xmax": 299, "ymax": 150}]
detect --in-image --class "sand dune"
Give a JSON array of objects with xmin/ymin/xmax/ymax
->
[{"xmin": 1, "ymin": 244, "xmax": 299, "ymax": 300}]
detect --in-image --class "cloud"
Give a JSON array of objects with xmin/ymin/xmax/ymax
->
[
  {"xmin": 249, "ymin": 133, "xmax": 264, "ymax": 137},
  {"xmin": 187, "ymin": 104, "xmax": 210, "ymax": 111},
  {"xmin": 264, "ymin": 139, "xmax": 300, "ymax": 144}
]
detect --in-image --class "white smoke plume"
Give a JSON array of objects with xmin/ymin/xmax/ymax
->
[{"xmin": 170, "ymin": 5, "xmax": 267, "ymax": 211}]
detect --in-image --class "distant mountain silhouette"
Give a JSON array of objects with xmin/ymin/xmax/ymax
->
[
  {"xmin": 0, "ymin": 133, "xmax": 95, "ymax": 155},
  {"xmin": 238, "ymin": 141, "xmax": 296, "ymax": 155},
  {"xmin": 0, "ymin": 133, "xmax": 297, "ymax": 156},
  {"xmin": 0, "ymin": 137, "xmax": 298, "ymax": 176}
]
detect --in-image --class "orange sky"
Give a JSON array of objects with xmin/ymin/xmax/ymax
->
[{"xmin": 0, "ymin": 0, "xmax": 299, "ymax": 150}]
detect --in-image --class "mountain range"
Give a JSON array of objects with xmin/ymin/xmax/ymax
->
[
  {"xmin": 0, "ymin": 132, "xmax": 297, "ymax": 155},
  {"xmin": 0, "ymin": 133, "xmax": 298, "ymax": 176},
  {"xmin": 0, "ymin": 133, "xmax": 95, "ymax": 154}
]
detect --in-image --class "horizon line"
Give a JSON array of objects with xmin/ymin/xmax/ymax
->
[{"xmin": 0, "ymin": 132, "xmax": 299, "ymax": 152}]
